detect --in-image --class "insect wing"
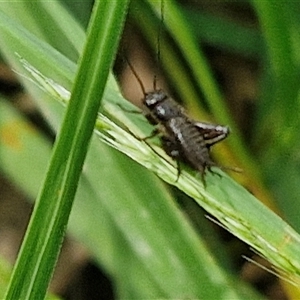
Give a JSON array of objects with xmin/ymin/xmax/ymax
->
[{"xmin": 194, "ymin": 122, "xmax": 229, "ymax": 147}]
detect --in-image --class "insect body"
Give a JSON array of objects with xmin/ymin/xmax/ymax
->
[{"xmin": 142, "ymin": 88, "xmax": 229, "ymax": 182}]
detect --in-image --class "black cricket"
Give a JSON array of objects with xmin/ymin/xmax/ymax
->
[
  {"xmin": 126, "ymin": 58, "xmax": 230, "ymax": 182},
  {"xmin": 142, "ymin": 89, "xmax": 229, "ymax": 182}
]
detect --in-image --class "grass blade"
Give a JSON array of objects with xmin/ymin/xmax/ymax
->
[{"xmin": 4, "ymin": 1, "xmax": 128, "ymax": 298}]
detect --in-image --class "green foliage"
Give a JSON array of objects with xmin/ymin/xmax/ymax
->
[{"xmin": 0, "ymin": 0, "xmax": 300, "ymax": 299}]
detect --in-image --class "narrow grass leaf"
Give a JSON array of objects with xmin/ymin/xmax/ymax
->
[{"xmin": 4, "ymin": 1, "xmax": 128, "ymax": 299}]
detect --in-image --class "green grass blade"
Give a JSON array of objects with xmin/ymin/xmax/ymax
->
[
  {"xmin": 3, "ymin": 1, "xmax": 128, "ymax": 299},
  {"xmin": 182, "ymin": 7, "xmax": 263, "ymax": 59},
  {"xmin": 0, "ymin": 1, "xmax": 85, "ymax": 61},
  {"xmin": 253, "ymin": 1, "xmax": 299, "ymax": 145},
  {"xmin": 252, "ymin": 1, "xmax": 300, "ymax": 231}
]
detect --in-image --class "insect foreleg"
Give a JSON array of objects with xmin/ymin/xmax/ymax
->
[{"xmin": 141, "ymin": 128, "xmax": 161, "ymax": 141}]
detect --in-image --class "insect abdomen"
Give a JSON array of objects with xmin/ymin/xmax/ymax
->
[{"xmin": 166, "ymin": 117, "xmax": 214, "ymax": 173}]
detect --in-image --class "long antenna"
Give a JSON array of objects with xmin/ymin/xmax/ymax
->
[
  {"xmin": 124, "ymin": 55, "xmax": 146, "ymax": 96},
  {"xmin": 153, "ymin": 0, "xmax": 164, "ymax": 91}
]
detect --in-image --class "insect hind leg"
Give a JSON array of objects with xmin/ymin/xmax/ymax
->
[
  {"xmin": 206, "ymin": 164, "xmax": 222, "ymax": 178},
  {"xmin": 198, "ymin": 163, "xmax": 219, "ymax": 188}
]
